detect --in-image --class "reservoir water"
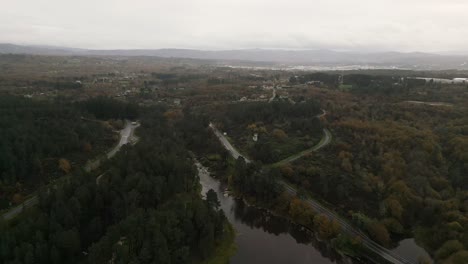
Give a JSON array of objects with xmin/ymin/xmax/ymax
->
[
  {"xmin": 196, "ymin": 161, "xmax": 343, "ymax": 264},
  {"xmin": 391, "ymin": 238, "xmax": 432, "ymax": 264}
]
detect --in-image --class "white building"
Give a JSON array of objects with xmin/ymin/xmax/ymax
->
[{"xmin": 253, "ymin": 133, "xmax": 258, "ymax": 142}]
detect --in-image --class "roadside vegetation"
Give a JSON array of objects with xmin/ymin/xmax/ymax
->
[
  {"xmin": 1, "ymin": 54, "xmax": 468, "ymax": 263},
  {"xmin": 0, "ymin": 96, "xmax": 117, "ymax": 211},
  {"xmin": 185, "ymin": 72, "xmax": 468, "ymax": 263},
  {"xmin": 0, "ymin": 105, "xmax": 232, "ymax": 264},
  {"xmin": 277, "ymin": 74, "xmax": 468, "ymax": 263},
  {"xmin": 211, "ymin": 100, "xmax": 323, "ymax": 164}
]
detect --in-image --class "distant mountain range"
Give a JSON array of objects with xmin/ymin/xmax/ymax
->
[{"xmin": 1, "ymin": 43, "xmax": 468, "ymax": 70}]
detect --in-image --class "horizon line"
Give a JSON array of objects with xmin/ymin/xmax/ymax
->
[{"xmin": 2, "ymin": 42, "xmax": 468, "ymax": 56}]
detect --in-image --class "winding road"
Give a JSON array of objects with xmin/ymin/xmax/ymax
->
[
  {"xmin": 274, "ymin": 128, "xmax": 331, "ymax": 167},
  {"xmin": 210, "ymin": 110, "xmax": 415, "ymax": 264},
  {"xmin": 268, "ymin": 87, "xmax": 276, "ymax": 103},
  {"xmin": 2, "ymin": 120, "xmax": 139, "ymax": 221}
]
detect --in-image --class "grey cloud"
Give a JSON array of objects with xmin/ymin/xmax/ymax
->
[{"xmin": 1, "ymin": 0, "xmax": 467, "ymax": 52}]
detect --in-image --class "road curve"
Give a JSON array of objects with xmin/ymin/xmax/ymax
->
[
  {"xmin": 2, "ymin": 120, "xmax": 139, "ymax": 221},
  {"xmin": 107, "ymin": 120, "xmax": 140, "ymax": 158},
  {"xmin": 273, "ymin": 109, "xmax": 330, "ymax": 166},
  {"xmin": 274, "ymin": 128, "xmax": 331, "ymax": 166},
  {"xmin": 268, "ymin": 88, "xmax": 276, "ymax": 103},
  {"xmin": 316, "ymin": 109, "xmax": 327, "ymax": 118},
  {"xmin": 209, "ymin": 110, "xmax": 414, "ymax": 264}
]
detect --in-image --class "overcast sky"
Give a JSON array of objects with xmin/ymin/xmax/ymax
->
[{"xmin": 1, "ymin": 0, "xmax": 468, "ymax": 53}]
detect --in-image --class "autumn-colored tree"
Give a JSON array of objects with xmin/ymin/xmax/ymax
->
[
  {"xmin": 163, "ymin": 109, "xmax": 184, "ymax": 121},
  {"xmin": 280, "ymin": 165, "xmax": 294, "ymax": 178},
  {"xmin": 12, "ymin": 193, "xmax": 23, "ymax": 204},
  {"xmin": 384, "ymin": 198, "xmax": 403, "ymax": 220},
  {"xmin": 338, "ymin": 151, "xmax": 353, "ymax": 172},
  {"xmin": 417, "ymin": 255, "xmax": 432, "ymax": 264},
  {"xmin": 389, "ymin": 180, "xmax": 417, "ymax": 205},
  {"xmin": 381, "ymin": 151, "xmax": 406, "ymax": 181},
  {"xmin": 367, "ymin": 221, "xmax": 390, "ymax": 246},
  {"xmin": 435, "ymin": 240, "xmax": 465, "ymax": 261},
  {"xmin": 83, "ymin": 142, "xmax": 93, "ymax": 153},
  {"xmin": 314, "ymin": 214, "xmax": 341, "ymax": 239},
  {"xmin": 289, "ymin": 198, "xmax": 315, "ymax": 227},
  {"xmin": 246, "ymin": 123, "xmax": 257, "ymax": 132},
  {"xmin": 247, "ymin": 123, "xmax": 267, "ymax": 134},
  {"xmin": 341, "ymin": 158, "xmax": 353, "ymax": 173},
  {"xmin": 110, "ymin": 119, "xmax": 124, "ymax": 130},
  {"xmin": 272, "ymin": 129, "xmax": 288, "ymax": 141},
  {"xmin": 59, "ymin": 158, "xmax": 72, "ymax": 174},
  {"xmin": 306, "ymin": 166, "xmax": 318, "ymax": 177},
  {"xmin": 446, "ymin": 250, "xmax": 468, "ymax": 264},
  {"xmin": 381, "ymin": 217, "xmax": 404, "ymax": 234}
]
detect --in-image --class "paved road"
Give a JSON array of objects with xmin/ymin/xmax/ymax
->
[
  {"xmin": 273, "ymin": 109, "xmax": 330, "ymax": 166},
  {"xmin": 268, "ymin": 88, "xmax": 276, "ymax": 103},
  {"xmin": 281, "ymin": 183, "xmax": 414, "ymax": 264},
  {"xmin": 2, "ymin": 120, "xmax": 139, "ymax": 221},
  {"xmin": 95, "ymin": 121, "xmax": 140, "ymax": 184},
  {"xmin": 403, "ymin": 100, "xmax": 453, "ymax": 107},
  {"xmin": 209, "ymin": 110, "xmax": 414, "ymax": 264},
  {"xmin": 317, "ymin": 109, "xmax": 327, "ymax": 118},
  {"xmin": 209, "ymin": 123, "xmax": 251, "ymax": 163},
  {"xmin": 107, "ymin": 120, "xmax": 140, "ymax": 158},
  {"xmin": 274, "ymin": 128, "xmax": 331, "ymax": 166},
  {"xmin": 2, "ymin": 196, "xmax": 39, "ymax": 221}
]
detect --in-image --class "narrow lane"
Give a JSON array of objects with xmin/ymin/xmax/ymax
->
[
  {"xmin": 209, "ymin": 123, "xmax": 251, "ymax": 163},
  {"xmin": 209, "ymin": 110, "xmax": 415, "ymax": 264},
  {"xmin": 107, "ymin": 120, "xmax": 140, "ymax": 158}
]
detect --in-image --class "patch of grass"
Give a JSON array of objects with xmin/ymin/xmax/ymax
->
[
  {"xmin": 207, "ymin": 154, "xmax": 222, "ymax": 161},
  {"xmin": 339, "ymin": 84, "xmax": 353, "ymax": 91},
  {"xmin": 199, "ymin": 223, "xmax": 237, "ymax": 264}
]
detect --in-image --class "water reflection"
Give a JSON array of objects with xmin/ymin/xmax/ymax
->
[
  {"xmin": 391, "ymin": 238, "xmax": 433, "ymax": 264},
  {"xmin": 197, "ymin": 161, "xmax": 347, "ymax": 264},
  {"xmin": 231, "ymin": 199, "xmax": 289, "ymax": 235}
]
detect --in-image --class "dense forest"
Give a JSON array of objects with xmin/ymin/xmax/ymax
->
[
  {"xmin": 276, "ymin": 88, "xmax": 468, "ymax": 263},
  {"xmin": 181, "ymin": 103, "xmax": 362, "ymax": 257},
  {"xmin": 78, "ymin": 97, "xmax": 139, "ymax": 120},
  {"xmin": 219, "ymin": 100, "xmax": 322, "ymax": 126},
  {"xmin": 0, "ymin": 96, "xmax": 118, "ymax": 210},
  {"xmin": 0, "ymin": 96, "xmax": 141, "ymax": 210},
  {"xmin": 213, "ymin": 100, "xmax": 323, "ymax": 163},
  {"xmin": 0, "ymin": 106, "xmax": 229, "ymax": 264},
  {"xmin": 186, "ymin": 78, "xmax": 468, "ymax": 263},
  {"xmin": 2, "ymin": 54, "xmax": 468, "ymax": 264}
]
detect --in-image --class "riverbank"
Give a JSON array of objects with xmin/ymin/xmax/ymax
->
[
  {"xmin": 232, "ymin": 183, "xmax": 365, "ymax": 263},
  {"xmin": 200, "ymin": 223, "xmax": 237, "ymax": 264},
  {"xmin": 196, "ymin": 159, "xmax": 344, "ymax": 264},
  {"xmin": 198, "ymin": 155, "xmax": 362, "ymax": 262},
  {"xmin": 208, "ymin": 118, "xmax": 436, "ymax": 264}
]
